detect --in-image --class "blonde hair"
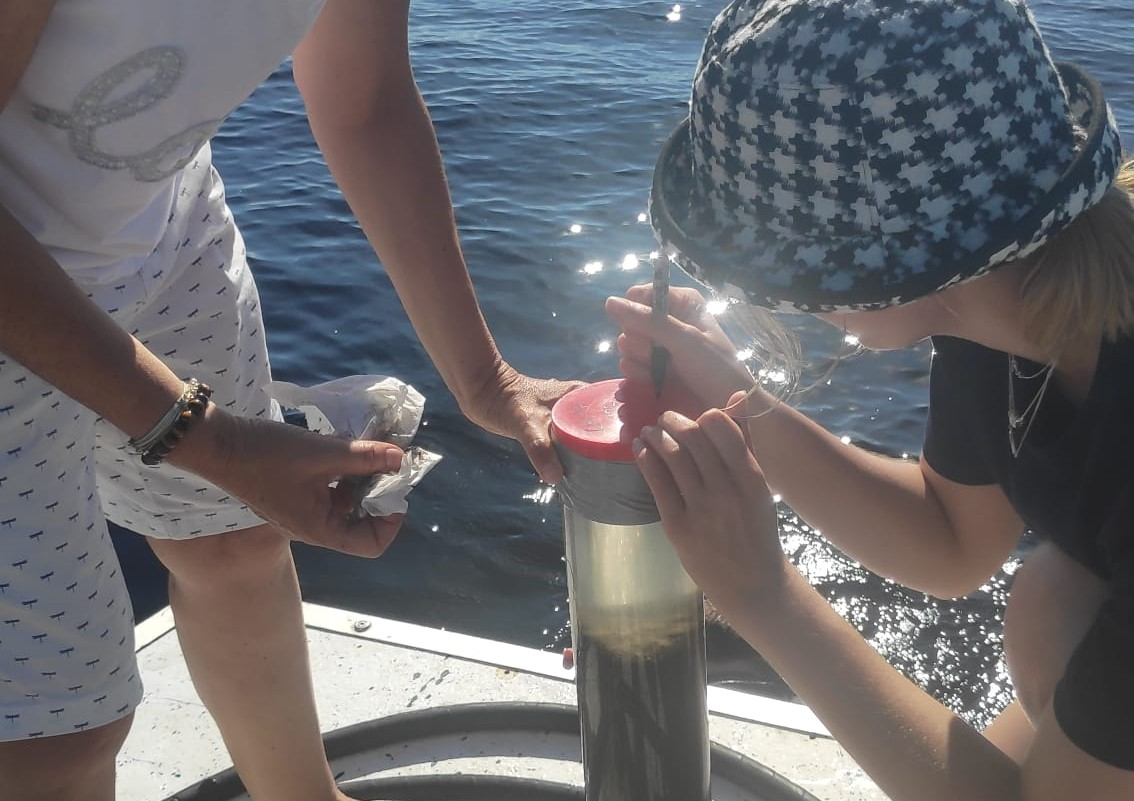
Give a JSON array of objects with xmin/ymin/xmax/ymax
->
[
  {"xmin": 1019, "ymin": 158, "xmax": 1134, "ymax": 359},
  {"xmin": 727, "ymin": 160, "xmax": 1134, "ymax": 397}
]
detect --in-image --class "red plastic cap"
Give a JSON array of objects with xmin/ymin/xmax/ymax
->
[{"xmin": 551, "ymin": 377, "xmax": 702, "ymax": 462}]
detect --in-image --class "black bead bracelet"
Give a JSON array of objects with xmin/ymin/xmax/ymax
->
[{"xmin": 128, "ymin": 379, "xmax": 214, "ymax": 467}]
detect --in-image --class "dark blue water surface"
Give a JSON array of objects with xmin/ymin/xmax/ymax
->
[{"xmin": 112, "ymin": 1, "xmax": 1134, "ymax": 725}]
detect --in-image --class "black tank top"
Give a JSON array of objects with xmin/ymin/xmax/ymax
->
[{"xmin": 922, "ymin": 334, "xmax": 1134, "ymax": 769}]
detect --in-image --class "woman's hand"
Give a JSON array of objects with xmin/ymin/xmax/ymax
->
[
  {"xmin": 606, "ymin": 285, "xmax": 755, "ymax": 412},
  {"xmin": 634, "ymin": 401, "xmax": 789, "ymax": 615},
  {"xmin": 171, "ymin": 407, "xmax": 406, "ymax": 558},
  {"xmin": 459, "ymin": 361, "xmax": 584, "ymax": 484}
]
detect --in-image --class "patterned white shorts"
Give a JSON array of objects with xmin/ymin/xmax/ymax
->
[{"xmin": 0, "ymin": 165, "xmax": 279, "ymax": 741}]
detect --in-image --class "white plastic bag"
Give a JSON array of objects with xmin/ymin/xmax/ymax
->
[{"xmin": 268, "ymin": 376, "xmax": 442, "ymax": 517}]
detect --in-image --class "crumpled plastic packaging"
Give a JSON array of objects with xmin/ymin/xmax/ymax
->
[{"xmin": 268, "ymin": 375, "xmax": 442, "ymax": 518}]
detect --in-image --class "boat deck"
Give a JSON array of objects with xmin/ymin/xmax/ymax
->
[{"xmin": 118, "ymin": 603, "xmax": 884, "ymax": 801}]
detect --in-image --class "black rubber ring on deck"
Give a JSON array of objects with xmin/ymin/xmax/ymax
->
[{"xmin": 164, "ymin": 701, "xmax": 821, "ymax": 801}]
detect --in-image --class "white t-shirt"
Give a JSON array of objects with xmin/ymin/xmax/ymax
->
[{"xmin": 0, "ymin": 0, "xmax": 325, "ymax": 283}]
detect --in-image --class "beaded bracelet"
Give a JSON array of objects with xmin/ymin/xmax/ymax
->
[{"xmin": 127, "ymin": 379, "xmax": 214, "ymax": 467}]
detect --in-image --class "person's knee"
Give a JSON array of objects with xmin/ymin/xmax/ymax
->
[
  {"xmin": 150, "ymin": 524, "xmax": 291, "ymax": 590},
  {"xmin": 0, "ymin": 713, "xmax": 132, "ymax": 800},
  {"xmin": 1004, "ymin": 543, "xmax": 1108, "ymax": 721}
]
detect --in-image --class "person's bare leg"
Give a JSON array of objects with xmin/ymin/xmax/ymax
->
[
  {"xmin": 148, "ymin": 525, "xmax": 349, "ymax": 801},
  {"xmin": 0, "ymin": 713, "xmax": 132, "ymax": 801},
  {"xmin": 990, "ymin": 542, "xmax": 1109, "ymax": 763}
]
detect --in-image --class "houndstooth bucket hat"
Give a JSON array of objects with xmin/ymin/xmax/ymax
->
[{"xmin": 649, "ymin": 0, "xmax": 1124, "ymax": 312}]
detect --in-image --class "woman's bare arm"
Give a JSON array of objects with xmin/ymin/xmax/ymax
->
[{"xmin": 0, "ymin": 3, "xmax": 404, "ymax": 554}]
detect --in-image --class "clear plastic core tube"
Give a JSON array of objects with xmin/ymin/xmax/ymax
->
[{"xmin": 560, "ymin": 454, "xmax": 709, "ymax": 801}]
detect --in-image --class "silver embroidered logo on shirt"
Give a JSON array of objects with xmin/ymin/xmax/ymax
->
[{"xmin": 30, "ymin": 47, "xmax": 223, "ymax": 183}]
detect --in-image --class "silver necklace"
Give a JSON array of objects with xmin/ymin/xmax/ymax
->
[{"xmin": 1007, "ymin": 355, "xmax": 1057, "ymax": 458}]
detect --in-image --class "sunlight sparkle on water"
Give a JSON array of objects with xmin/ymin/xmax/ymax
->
[
  {"xmin": 705, "ymin": 298, "xmax": 729, "ymax": 316},
  {"xmin": 844, "ymin": 333, "xmax": 860, "ymax": 347},
  {"xmin": 569, "ymin": 223, "xmax": 583, "ymax": 234},
  {"xmin": 596, "ymin": 340, "xmax": 612, "ymax": 353},
  {"xmin": 736, "ymin": 347, "xmax": 755, "ymax": 361},
  {"xmin": 840, "ymin": 435, "xmax": 852, "ymax": 444},
  {"xmin": 637, "ymin": 212, "xmax": 648, "ymax": 223},
  {"xmin": 583, "ymin": 260, "xmax": 603, "ymax": 275},
  {"xmin": 667, "ymin": 4, "xmax": 682, "ymax": 21},
  {"xmin": 758, "ymin": 367, "xmax": 788, "ymax": 384},
  {"xmin": 524, "ymin": 486, "xmax": 557, "ymax": 504},
  {"xmin": 621, "ymin": 254, "xmax": 639, "ymax": 270}
]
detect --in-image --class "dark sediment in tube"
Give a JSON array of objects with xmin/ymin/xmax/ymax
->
[{"xmin": 574, "ymin": 601, "xmax": 709, "ymax": 801}]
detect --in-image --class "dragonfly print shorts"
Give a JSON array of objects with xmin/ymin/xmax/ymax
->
[{"xmin": 0, "ymin": 164, "xmax": 280, "ymax": 740}]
